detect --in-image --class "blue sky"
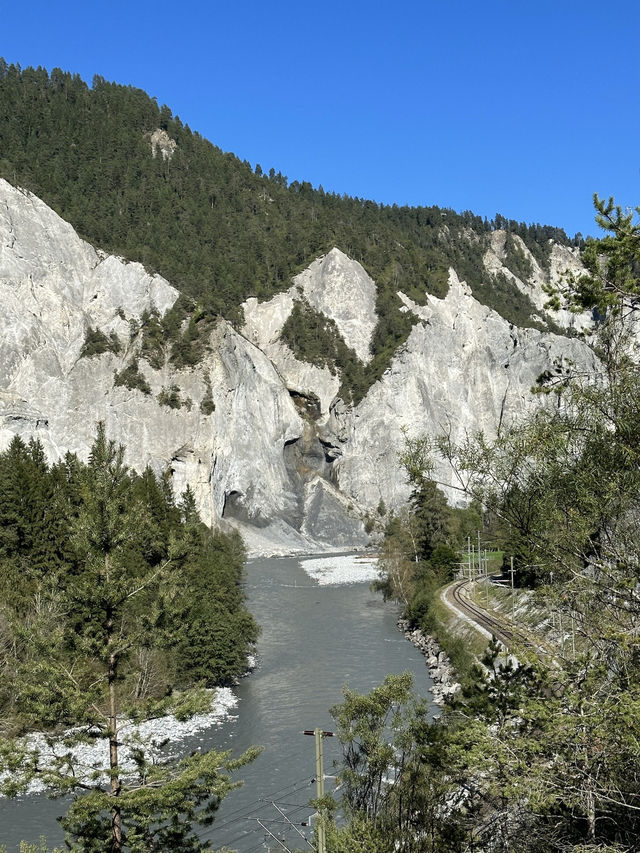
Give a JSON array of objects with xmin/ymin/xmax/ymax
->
[{"xmin": 3, "ymin": 0, "xmax": 639, "ymax": 237}]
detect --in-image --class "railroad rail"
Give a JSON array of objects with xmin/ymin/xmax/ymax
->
[{"xmin": 445, "ymin": 579, "xmax": 544, "ymax": 657}]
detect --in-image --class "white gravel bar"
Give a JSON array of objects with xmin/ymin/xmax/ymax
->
[
  {"xmin": 11, "ymin": 688, "xmax": 238, "ymax": 794},
  {"xmin": 301, "ymin": 553, "xmax": 379, "ymax": 585}
]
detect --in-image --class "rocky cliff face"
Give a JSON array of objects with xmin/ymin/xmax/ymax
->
[
  {"xmin": 0, "ymin": 180, "xmax": 367, "ymax": 554},
  {"xmin": 331, "ymin": 272, "xmax": 598, "ymax": 510},
  {"xmin": 0, "ymin": 179, "xmax": 597, "ymax": 554},
  {"xmin": 483, "ymin": 231, "xmax": 592, "ymax": 332}
]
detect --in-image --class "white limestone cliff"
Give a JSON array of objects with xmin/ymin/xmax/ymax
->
[
  {"xmin": 330, "ymin": 270, "xmax": 598, "ymax": 511},
  {"xmin": 0, "ymin": 178, "xmax": 599, "ymax": 554},
  {"xmin": 483, "ymin": 231, "xmax": 592, "ymax": 333},
  {"xmin": 240, "ymin": 247, "xmax": 378, "ymax": 418},
  {"xmin": 0, "ymin": 179, "xmax": 362, "ymax": 553},
  {"xmin": 242, "ymin": 291, "xmax": 339, "ymax": 419},
  {"xmin": 293, "ymin": 248, "xmax": 378, "ymax": 363}
]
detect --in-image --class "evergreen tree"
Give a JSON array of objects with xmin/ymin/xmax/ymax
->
[{"xmin": 0, "ymin": 425, "xmax": 259, "ymax": 850}]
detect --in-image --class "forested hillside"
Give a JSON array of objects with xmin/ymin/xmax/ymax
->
[{"xmin": 0, "ymin": 61, "xmax": 578, "ymax": 399}]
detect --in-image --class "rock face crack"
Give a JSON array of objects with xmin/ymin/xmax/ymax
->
[
  {"xmin": 1, "ymin": 201, "xmax": 16, "ymax": 250},
  {"xmin": 497, "ymin": 385, "xmax": 509, "ymax": 435}
]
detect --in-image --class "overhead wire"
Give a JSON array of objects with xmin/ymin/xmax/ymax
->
[
  {"xmin": 207, "ymin": 772, "xmax": 317, "ymax": 840},
  {"xmin": 210, "ymin": 795, "xmax": 317, "ymax": 849},
  {"xmin": 211, "ymin": 797, "xmax": 313, "ymax": 843},
  {"xmin": 215, "ymin": 770, "xmax": 313, "ymax": 824}
]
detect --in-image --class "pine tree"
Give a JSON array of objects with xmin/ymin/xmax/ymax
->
[{"xmin": 1, "ymin": 425, "xmax": 259, "ymax": 851}]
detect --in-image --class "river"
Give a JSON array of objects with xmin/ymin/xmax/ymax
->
[{"xmin": 0, "ymin": 553, "xmax": 434, "ymax": 851}]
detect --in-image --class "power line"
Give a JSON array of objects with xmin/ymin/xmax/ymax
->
[
  {"xmin": 255, "ymin": 817, "xmax": 294, "ymax": 852},
  {"xmin": 210, "ymin": 733, "xmax": 339, "ymax": 852},
  {"xmin": 269, "ymin": 801, "xmax": 315, "ymax": 850},
  {"xmin": 209, "ymin": 778, "xmax": 318, "ymax": 851},
  {"xmin": 213, "ymin": 773, "xmax": 314, "ymax": 831}
]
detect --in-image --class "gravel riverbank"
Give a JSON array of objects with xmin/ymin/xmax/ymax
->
[
  {"xmin": 398, "ymin": 619, "xmax": 461, "ymax": 706},
  {"xmin": 3, "ymin": 688, "xmax": 239, "ymax": 795}
]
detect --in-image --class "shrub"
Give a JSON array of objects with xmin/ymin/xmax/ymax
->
[
  {"xmin": 157, "ymin": 385, "xmax": 182, "ymax": 409},
  {"xmin": 114, "ymin": 360, "xmax": 151, "ymax": 395},
  {"xmin": 80, "ymin": 327, "xmax": 122, "ymax": 358}
]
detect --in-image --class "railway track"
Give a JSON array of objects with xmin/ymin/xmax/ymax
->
[{"xmin": 446, "ymin": 579, "xmax": 542, "ymax": 656}]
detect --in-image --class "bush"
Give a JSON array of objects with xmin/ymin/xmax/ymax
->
[
  {"xmin": 139, "ymin": 309, "xmax": 166, "ymax": 369},
  {"xmin": 157, "ymin": 385, "xmax": 182, "ymax": 409},
  {"xmin": 114, "ymin": 360, "xmax": 151, "ymax": 394},
  {"xmin": 80, "ymin": 327, "xmax": 122, "ymax": 358},
  {"xmin": 200, "ymin": 375, "xmax": 215, "ymax": 415}
]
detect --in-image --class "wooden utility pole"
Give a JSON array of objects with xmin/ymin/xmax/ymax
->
[{"xmin": 303, "ymin": 728, "xmax": 334, "ymax": 853}]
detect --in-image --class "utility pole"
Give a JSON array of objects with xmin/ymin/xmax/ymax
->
[
  {"xmin": 510, "ymin": 556, "xmax": 516, "ymax": 644},
  {"xmin": 467, "ymin": 536, "xmax": 471, "ymax": 580},
  {"xmin": 303, "ymin": 728, "xmax": 334, "ymax": 853},
  {"xmin": 478, "ymin": 531, "xmax": 482, "ymax": 576}
]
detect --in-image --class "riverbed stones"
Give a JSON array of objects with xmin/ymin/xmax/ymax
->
[{"xmin": 398, "ymin": 618, "xmax": 461, "ymax": 706}]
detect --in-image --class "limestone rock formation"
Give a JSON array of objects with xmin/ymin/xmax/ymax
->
[
  {"xmin": 293, "ymin": 248, "xmax": 378, "ymax": 363},
  {"xmin": 149, "ymin": 128, "xmax": 177, "ymax": 160},
  {"xmin": 240, "ymin": 246, "xmax": 378, "ymax": 417},
  {"xmin": 0, "ymin": 179, "xmax": 365, "ymax": 555},
  {"xmin": 0, "ymin": 177, "xmax": 599, "ymax": 554},
  {"xmin": 483, "ymin": 231, "xmax": 592, "ymax": 332},
  {"xmin": 242, "ymin": 291, "xmax": 339, "ymax": 419},
  {"xmin": 330, "ymin": 270, "xmax": 598, "ymax": 511}
]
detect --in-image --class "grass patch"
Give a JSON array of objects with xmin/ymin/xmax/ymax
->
[{"xmin": 416, "ymin": 589, "xmax": 490, "ymax": 689}]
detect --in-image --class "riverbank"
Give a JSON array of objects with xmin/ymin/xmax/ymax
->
[
  {"xmin": 300, "ymin": 553, "xmax": 379, "ymax": 585},
  {"xmin": 3, "ymin": 688, "xmax": 239, "ymax": 795},
  {"xmin": 398, "ymin": 618, "xmax": 461, "ymax": 706}
]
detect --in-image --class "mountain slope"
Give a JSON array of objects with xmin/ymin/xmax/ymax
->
[
  {"xmin": 0, "ymin": 62, "xmax": 602, "ymax": 553},
  {"xmin": 0, "ymin": 61, "xmax": 586, "ymax": 405},
  {"xmin": 0, "ymin": 178, "xmax": 368, "ymax": 553}
]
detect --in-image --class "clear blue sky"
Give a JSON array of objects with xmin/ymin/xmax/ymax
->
[{"xmin": 3, "ymin": 0, "xmax": 639, "ymax": 237}]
